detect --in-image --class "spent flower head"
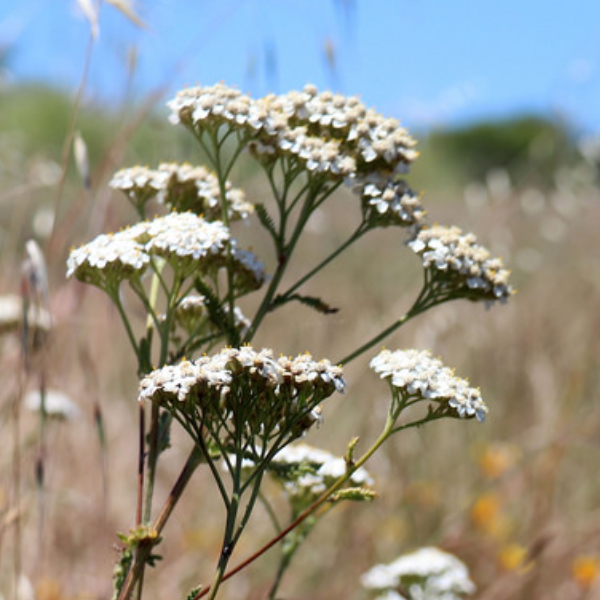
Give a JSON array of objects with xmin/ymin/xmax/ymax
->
[
  {"xmin": 361, "ymin": 547, "xmax": 475, "ymax": 600},
  {"xmin": 370, "ymin": 349, "xmax": 488, "ymax": 422},
  {"xmin": 408, "ymin": 225, "xmax": 513, "ymax": 304},
  {"xmin": 0, "ymin": 294, "xmax": 52, "ymax": 336}
]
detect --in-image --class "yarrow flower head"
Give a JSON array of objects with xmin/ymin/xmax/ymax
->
[
  {"xmin": 67, "ymin": 212, "xmax": 266, "ymax": 292},
  {"xmin": 370, "ymin": 349, "xmax": 488, "ymax": 422},
  {"xmin": 138, "ymin": 346, "xmax": 345, "ymax": 444},
  {"xmin": 361, "ymin": 547, "xmax": 475, "ymax": 600},
  {"xmin": 266, "ymin": 443, "xmax": 374, "ymax": 505},
  {"xmin": 354, "ymin": 173, "xmax": 425, "ymax": 228},
  {"xmin": 66, "ymin": 227, "xmax": 151, "ymax": 289},
  {"xmin": 227, "ymin": 244, "xmax": 269, "ymax": 293},
  {"xmin": 110, "ymin": 163, "xmax": 253, "ymax": 221},
  {"xmin": 167, "ymin": 83, "xmax": 419, "ymax": 183},
  {"xmin": 407, "ymin": 225, "xmax": 513, "ymax": 304}
]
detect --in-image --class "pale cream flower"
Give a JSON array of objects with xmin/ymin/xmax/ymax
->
[
  {"xmin": 370, "ymin": 349, "xmax": 488, "ymax": 422},
  {"xmin": 25, "ymin": 389, "xmax": 80, "ymax": 420},
  {"xmin": 408, "ymin": 225, "xmax": 513, "ymax": 304},
  {"xmin": 361, "ymin": 547, "xmax": 475, "ymax": 600}
]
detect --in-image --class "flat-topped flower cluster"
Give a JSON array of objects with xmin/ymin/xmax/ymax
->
[
  {"xmin": 266, "ymin": 443, "xmax": 373, "ymax": 501},
  {"xmin": 66, "ymin": 212, "xmax": 266, "ymax": 291},
  {"xmin": 139, "ymin": 346, "xmax": 345, "ymax": 440},
  {"xmin": 370, "ymin": 349, "xmax": 488, "ymax": 422},
  {"xmin": 63, "ymin": 81, "xmax": 513, "ymax": 600},
  {"xmin": 168, "ymin": 83, "xmax": 418, "ymax": 179},
  {"xmin": 408, "ymin": 225, "xmax": 512, "ymax": 303},
  {"xmin": 361, "ymin": 546, "xmax": 475, "ymax": 600}
]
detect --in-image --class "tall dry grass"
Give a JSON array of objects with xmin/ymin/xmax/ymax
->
[{"xmin": 0, "ymin": 12, "xmax": 599, "ymax": 594}]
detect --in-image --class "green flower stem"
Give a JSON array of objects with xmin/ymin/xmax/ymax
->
[
  {"xmin": 243, "ymin": 188, "xmax": 321, "ymax": 342},
  {"xmin": 110, "ymin": 288, "xmax": 140, "ymax": 364},
  {"xmin": 277, "ymin": 220, "xmax": 369, "ymax": 303},
  {"xmin": 267, "ymin": 543, "xmax": 295, "ymax": 600},
  {"xmin": 257, "ymin": 491, "xmax": 282, "ymax": 533},
  {"xmin": 117, "ymin": 447, "xmax": 203, "ymax": 600},
  {"xmin": 337, "ymin": 274, "xmax": 445, "ymax": 365},
  {"xmin": 193, "ymin": 412, "xmax": 400, "ymax": 600}
]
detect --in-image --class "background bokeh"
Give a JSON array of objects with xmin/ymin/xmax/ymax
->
[{"xmin": 1, "ymin": 2, "xmax": 600, "ymax": 600}]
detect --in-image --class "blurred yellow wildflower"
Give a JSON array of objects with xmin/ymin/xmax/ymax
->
[
  {"xmin": 498, "ymin": 543, "xmax": 532, "ymax": 573},
  {"xmin": 571, "ymin": 555, "xmax": 600, "ymax": 589},
  {"xmin": 478, "ymin": 442, "xmax": 521, "ymax": 479},
  {"xmin": 470, "ymin": 492, "xmax": 510, "ymax": 539}
]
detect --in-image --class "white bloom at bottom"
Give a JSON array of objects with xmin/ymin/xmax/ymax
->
[{"xmin": 361, "ymin": 547, "xmax": 475, "ymax": 600}]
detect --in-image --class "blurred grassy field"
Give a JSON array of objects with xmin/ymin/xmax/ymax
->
[{"xmin": 1, "ymin": 85, "xmax": 599, "ymax": 600}]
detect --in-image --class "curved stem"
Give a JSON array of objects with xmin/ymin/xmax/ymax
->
[
  {"xmin": 194, "ymin": 412, "xmax": 398, "ymax": 600},
  {"xmin": 336, "ymin": 274, "xmax": 442, "ymax": 365},
  {"xmin": 278, "ymin": 221, "xmax": 369, "ymax": 302},
  {"xmin": 117, "ymin": 446, "xmax": 203, "ymax": 600}
]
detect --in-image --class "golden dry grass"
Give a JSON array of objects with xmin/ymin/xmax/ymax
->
[{"xmin": 1, "ymin": 90, "xmax": 599, "ymax": 600}]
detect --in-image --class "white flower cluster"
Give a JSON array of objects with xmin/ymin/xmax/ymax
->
[
  {"xmin": 370, "ymin": 349, "xmax": 488, "ymax": 422},
  {"xmin": 142, "ymin": 211, "xmax": 229, "ymax": 262},
  {"xmin": 229, "ymin": 245, "xmax": 269, "ymax": 292},
  {"xmin": 167, "ymin": 83, "xmax": 418, "ymax": 181},
  {"xmin": 361, "ymin": 547, "xmax": 475, "ymax": 600},
  {"xmin": 66, "ymin": 228, "xmax": 151, "ymax": 286},
  {"xmin": 269, "ymin": 443, "xmax": 373, "ymax": 498},
  {"xmin": 354, "ymin": 175, "xmax": 425, "ymax": 228},
  {"xmin": 25, "ymin": 389, "xmax": 80, "ymax": 421},
  {"xmin": 110, "ymin": 163, "xmax": 253, "ymax": 220},
  {"xmin": 0, "ymin": 294, "xmax": 52, "ymax": 335},
  {"xmin": 407, "ymin": 225, "xmax": 513, "ymax": 303},
  {"xmin": 67, "ymin": 213, "xmax": 265, "ymax": 291},
  {"xmin": 138, "ymin": 346, "xmax": 345, "ymax": 435}
]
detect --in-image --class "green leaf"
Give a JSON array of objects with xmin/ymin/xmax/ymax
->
[
  {"xmin": 272, "ymin": 293, "xmax": 339, "ymax": 315},
  {"xmin": 255, "ymin": 203, "xmax": 278, "ymax": 240}
]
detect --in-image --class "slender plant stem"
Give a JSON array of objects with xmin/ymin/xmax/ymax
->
[
  {"xmin": 336, "ymin": 278, "xmax": 439, "ymax": 365},
  {"xmin": 278, "ymin": 221, "xmax": 368, "ymax": 302},
  {"xmin": 117, "ymin": 447, "xmax": 203, "ymax": 600},
  {"xmin": 136, "ymin": 403, "xmax": 145, "ymax": 527},
  {"xmin": 193, "ymin": 412, "xmax": 398, "ymax": 600}
]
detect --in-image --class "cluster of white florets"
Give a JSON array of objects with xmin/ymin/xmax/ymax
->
[
  {"xmin": 370, "ymin": 349, "xmax": 488, "ymax": 422},
  {"xmin": 361, "ymin": 547, "xmax": 475, "ymax": 600},
  {"xmin": 66, "ymin": 212, "xmax": 265, "ymax": 290},
  {"xmin": 168, "ymin": 83, "xmax": 418, "ymax": 182},
  {"xmin": 354, "ymin": 174, "xmax": 425, "ymax": 228},
  {"xmin": 110, "ymin": 162, "xmax": 253, "ymax": 220},
  {"xmin": 408, "ymin": 225, "xmax": 513, "ymax": 304},
  {"xmin": 138, "ymin": 346, "xmax": 345, "ymax": 438},
  {"xmin": 268, "ymin": 443, "xmax": 373, "ymax": 499}
]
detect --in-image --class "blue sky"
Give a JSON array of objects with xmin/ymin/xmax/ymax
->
[{"xmin": 1, "ymin": 0, "xmax": 599, "ymax": 135}]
